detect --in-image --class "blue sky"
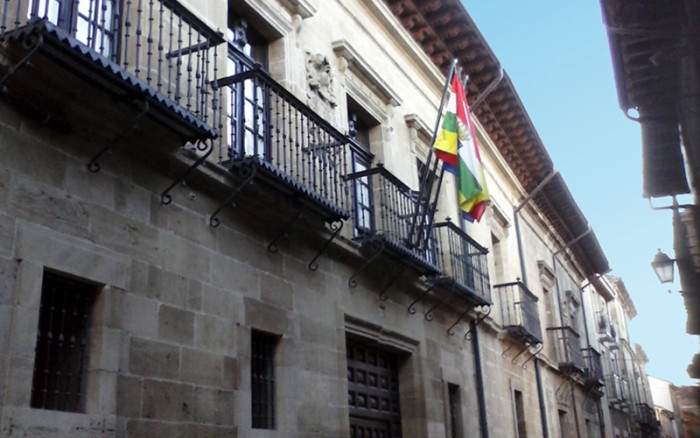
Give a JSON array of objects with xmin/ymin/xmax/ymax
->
[{"xmin": 464, "ymin": 0, "xmax": 698, "ymax": 386}]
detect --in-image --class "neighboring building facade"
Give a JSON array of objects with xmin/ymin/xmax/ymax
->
[
  {"xmin": 0, "ymin": 0, "xmax": 654, "ymax": 437},
  {"xmin": 648, "ymin": 375, "xmax": 685, "ymax": 438},
  {"xmin": 583, "ymin": 275, "xmax": 659, "ymax": 438},
  {"xmin": 676, "ymin": 386, "xmax": 700, "ymax": 438},
  {"xmin": 600, "ymin": 0, "xmax": 700, "ymax": 382}
]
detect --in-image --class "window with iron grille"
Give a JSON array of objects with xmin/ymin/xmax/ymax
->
[
  {"xmin": 251, "ymin": 330, "xmax": 277, "ymax": 429},
  {"xmin": 31, "ymin": 271, "xmax": 97, "ymax": 412}
]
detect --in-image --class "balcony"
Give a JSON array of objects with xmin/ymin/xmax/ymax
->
[
  {"xmin": 605, "ymin": 373, "xmax": 629, "ymax": 407},
  {"xmin": 0, "ymin": 0, "xmax": 223, "ymax": 142},
  {"xmin": 213, "ymin": 65, "xmax": 350, "ymax": 222},
  {"xmin": 597, "ymin": 312, "xmax": 617, "ymax": 344},
  {"xmin": 635, "ymin": 403, "xmax": 657, "ymax": 426},
  {"xmin": 433, "ymin": 221, "xmax": 491, "ymax": 306},
  {"xmin": 345, "ymin": 165, "xmax": 440, "ymax": 276},
  {"xmin": 546, "ymin": 326, "xmax": 584, "ymax": 374},
  {"xmin": 494, "ymin": 281, "xmax": 542, "ymax": 344},
  {"xmin": 582, "ymin": 347, "xmax": 604, "ymax": 388}
]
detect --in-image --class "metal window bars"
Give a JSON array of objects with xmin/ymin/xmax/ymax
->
[
  {"xmin": 251, "ymin": 331, "xmax": 277, "ymax": 430},
  {"xmin": 31, "ymin": 272, "xmax": 97, "ymax": 413}
]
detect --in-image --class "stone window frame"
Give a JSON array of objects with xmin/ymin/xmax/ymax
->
[
  {"xmin": 230, "ymin": 0, "xmax": 316, "ymax": 39},
  {"xmin": 4, "ymin": 224, "xmax": 127, "ymax": 432},
  {"xmin": 332, "ymin": 39, "xmax": 403, "ymax": 112}
]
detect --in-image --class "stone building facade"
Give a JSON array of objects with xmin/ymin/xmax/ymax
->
[{"xmin": 0, "ymin": 0, "xmax": 654, "ymax": 437}]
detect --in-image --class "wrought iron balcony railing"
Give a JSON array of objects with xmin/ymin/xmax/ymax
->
[
  {"xmin": 582, "ymin": 347, "xmax": 604, "ymax": 387},
  {"xmin": 345, "ymin": 165, "xmax": 440, "ymax": 275},
  {"xmin": 494, "ymin": 281, "xmax": 542, "ymax": 344},
  {"xmin": 597, "ymin": 312, "xmax": 617, "ymax": 343},
  {"xmin": 1, "ymin": 0, "xmax": 223, "ymax": 137},
  {"xmin": 546, "ymin": 326, "xmax": 584, "ymax": 374},
  {"xmin": 213, "ymin": 65, "xmax": 350, "ymax": 221},
  {"xmin": 605, "ymin": 373, "xmax": 628, "ymax": 405},
  {"xmin": 433, "ymin": 221, "xmax": 491, "ymax": 306},
  {"xmin": 635, "ymin": 403, "xmax": 657, "ymax": 426}
]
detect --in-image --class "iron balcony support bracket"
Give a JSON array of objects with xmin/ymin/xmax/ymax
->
[
  {"xmin": 425, "ymin": 280, "xmax": 457, "ymax": 321},
  {"xmin": 161, "ymin": 139, "xmax": 214, "ymax": 205},
  {"xmin": 0, "ymin": 33, "xmax": 43, "ymax": 89},
  {"xmin": 447, "ymin": 308, "xmax": 471, "ymax": 336},
  {"xmin": 521, "ymin": 343, "xmax": 543, "ymax": 370},
  {"xmin": 378, "ymin": 266, "xmax": 405, "ymax": 301},
  {"xmin": 408, "ymin": 281, "xmax": 439, "ymax": 314},
  {"xmin": 308, "ymin": 220, "xmax": 343, "ymax": 271},
  {"xmin": 268, "ymin": 202, "xmax": 305, "ymax": 254},
  {"xmin": 88, "ymin": 100, "xmax": 150, "ymax": 173},
  {"xmin": 424, "ymin": 300, "xmax": 440, "ymax": 321},
  {"xmin": 209, "ymin": 164, "xmax": 257, "ymax": 227},
  {"xmin": 511, "ymin": 342, "xmax": 535, "ymax": 365},
  {"xmin": 348, "ymin": 240, "xmax": 385, "ymax": 288},
  {"xmin": 501, "ymin": 344, "xmax": 517, "ymax": 358},
  {"xmin": 464, "ymin": 306, "xmax": 491, "ymax": 341}
]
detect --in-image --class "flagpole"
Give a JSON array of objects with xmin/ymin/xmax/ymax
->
[
  {"xmin": 407, "ymin": 59, "xmax": 459, "ymax": 247},
  {"xmin": 419, "ymin": 72, "xmax": 472, "ymax": 251}
]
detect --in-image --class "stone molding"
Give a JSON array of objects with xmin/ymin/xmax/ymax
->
[
  {"xmin": 332, "ymin": 39, "xmax": 402, "ymax": 107},
  {"xmin": 344, "ymin": 314, "xmax": 417, "ymax": 354}
]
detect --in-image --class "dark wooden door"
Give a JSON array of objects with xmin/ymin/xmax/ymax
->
[{"xmin": 347, "ymin": 339, "xmax": 401, "ymax": 438}]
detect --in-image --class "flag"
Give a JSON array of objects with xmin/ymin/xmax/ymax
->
[{"xmin": 433, "ymin": 74, "xmax": 489, "ymax": 222}]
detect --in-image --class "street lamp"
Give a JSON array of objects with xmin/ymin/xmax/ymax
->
[{"xmin": 651, "ymin": 249, "xmax": 675, "ymax": 284}]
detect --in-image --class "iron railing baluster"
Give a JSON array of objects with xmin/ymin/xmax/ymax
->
[
  {"xmin": 145, "ymin": 0, "xmax": 153, "ymax": 84},
  {"xmin": 134, "ymin": 0, "xmax": 143, "ymax": 78}
]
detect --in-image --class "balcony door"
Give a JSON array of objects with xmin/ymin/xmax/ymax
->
[
  {"xmin": 226, "ymin": 19, "xmax": 268, "ymax": 159},
  {"xmin": 28, "ymin": 0, "xmax": 118, "ymax": 59}
]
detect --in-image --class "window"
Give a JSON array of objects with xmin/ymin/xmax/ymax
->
[
  {"xmin": 514, "ymin": 390, "xmax": 527, "ymax": 438},
  {"xmin": 225, "ymin": 18, "xmax": 269, "ymax": 159},
  {"xmin": 31, "ymin": 271, "xmax": 97, "ymax": 412},
  {"xmin": 28, "ymin": 0, "xmax": 119, "ymax": 59},
  {"xmin": 251, "ymin": 330, "xmax": 277, "ymax": 429},
  {"xmin": 348, "ymin": 110, "xmax": 374, "ymax": 237},
  {"xmin": 491, "ymin": 233, "xmax": 504, "ymax": 283},
  {"xmin": 448, "ymin": 383, "xmax": 462, "ymax": 438},
  {"xmin": 558, "ymin": 410, "xmax": 568, "ymax": 438}
]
